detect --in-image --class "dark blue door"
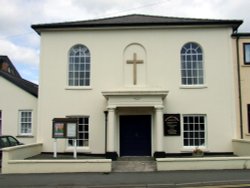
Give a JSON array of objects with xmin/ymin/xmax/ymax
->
[{"xmin": 120, "ymin": 115, "xmax": 151, "ymax": 156}]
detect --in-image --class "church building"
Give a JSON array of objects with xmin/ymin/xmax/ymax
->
[{"xmin": 32, "ymin": 14, "xmax": 242, "ymax": 159}]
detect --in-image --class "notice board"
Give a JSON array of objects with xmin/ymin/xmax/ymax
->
[
  {"xmin": 164, "ymin": 114, "xmax": 181, "ymax": 136},
  {"xmin": 52, "ymin": 118, "xmax": 78, "ymax": 139}
]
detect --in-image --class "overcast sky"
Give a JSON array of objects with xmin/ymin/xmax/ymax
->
[{"xmin": 1, "ymin": 0, "xmax": 250, "ymax": 83}]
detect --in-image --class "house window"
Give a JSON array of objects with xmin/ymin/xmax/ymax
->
[
  {"xmin": 0, "ymin": 111, "xmax": 2, "ymax": 135},
  {"xmin": 244, "ymin": 43, "xmax": 250, "ymax": 64},
  {"xmin": 181, "ymin": 42, "xmax": 204, "ymax": 85},
  {"xmin": 183, "ymin": 115, "xmax": 206, "ymax": 147},
  {"xmin": 68, "ymin": 117, "xmax": 89, "ymax": 147},
  {"xmin": 19, "ymin": 110, "xmax": 32, "ymax": 135},
  {"xmin": 68, "ymin": 44, "xmax": 90, "ymax": 86}
]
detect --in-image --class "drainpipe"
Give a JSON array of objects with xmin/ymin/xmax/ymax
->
[
  {"xmin": 104, "ymin": 110, "xmax": 108, "ymax": 153},
  {"xmin": 235, "ymin": 35, "xmax": 244, "ymax": 139}
]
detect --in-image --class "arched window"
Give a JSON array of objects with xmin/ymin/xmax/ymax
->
[
  {"xmin": 68, "ymin": 44, "xmax": 90, "ymax": 86},
  {"xmin": 181, "ymin": 42, "xmax": 204, "ymax": 85}
]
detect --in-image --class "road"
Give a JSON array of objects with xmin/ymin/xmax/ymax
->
[{"xmin": 1, "ymin": 170, "xmax": 250, "ymax": 187}]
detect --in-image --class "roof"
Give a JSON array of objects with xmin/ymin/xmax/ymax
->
[
  {"xmin": 0, "ymin": 70, "xmax": 38, "ymax": 97},
  {"xmin": 0, "ymin": 55, "xmax": 38, "ymax": 97},
  {"xmin": 32, "ymin": 14, "xmax": 243, "ymax": 34}
]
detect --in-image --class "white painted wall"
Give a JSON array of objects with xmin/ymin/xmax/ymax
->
[
  {"xmin": 38, "ymin": 26, "xmax": 237, "ymax": 154},
  {"xmin": 0, "ymin": 77, "xmax": 37, "ymax": 144},
  {"xmin": 157, "ymin": 157, "xmax": 250, "ymax": 171},
  {"xmin": 232, "ymin": 139, "xmax": 250, "ymax": 156},
  {"xmin": 1, "ymin": 143, "xmax": 111, "ymax": 174}
]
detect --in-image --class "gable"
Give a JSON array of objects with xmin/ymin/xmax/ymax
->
[{"xmin": 0, "ymin": 70, "xmax": 38, "ymax": 97}]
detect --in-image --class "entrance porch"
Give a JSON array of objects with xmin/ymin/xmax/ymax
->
[{"xmin": 102, "ymin": 88, "xmax": 169, "ymax": 160}]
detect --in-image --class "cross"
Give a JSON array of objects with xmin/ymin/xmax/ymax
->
[{"xmin": 127, "ymin": 53, "xmax": 144, "ymax": 85}]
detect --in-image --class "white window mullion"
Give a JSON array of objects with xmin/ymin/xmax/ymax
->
[
  {"xmin": 181, "ymin": 42, "xmax": 204, "ymax": 86},
  {"xmin": 19, "ymin": 110, "xmax": 32, "ymax": 136},
  {"xmin": 68, "ymin": 116, "xmax": 89, "ymax": 148},
  {"xmin": 183, "ymin": 114, "xmax": 206, "ymax": 147},
  {"xmin": 68, "ymin": 44, "xmax": 91, "ymax": 87}
]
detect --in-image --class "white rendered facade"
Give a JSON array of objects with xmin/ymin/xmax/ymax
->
[
  {"xmin": 35, "ymin": 17, "xmax": 239, "ymax": 157},
  {"xmin": 0, "ymin": 77, "xmax": 37, "ymax": 144}
]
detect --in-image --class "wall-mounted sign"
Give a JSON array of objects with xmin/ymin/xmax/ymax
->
[
  {"xmin": 164, "ymin": 114, "xmax": 181, "ymax": 136},
  {"xmin": 52, "ymin": 118, "xmax": 78, "ymax": 139}
]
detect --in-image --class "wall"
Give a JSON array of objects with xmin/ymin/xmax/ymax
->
[
  {"xmin": 157, "ymin": 157, "xmax": 250, "ymax": 171},
  {"xmin": 1, "ymin": 143, "xmax": 111, "ymax": 174},
  {"xmin": 2, "ymin": 143, "xmax": 42, "ymax": 161},
  {"xmin": 38, "ymin": 26, "xmax": 237, "ymax": 154},
  {"xmin": 236, "ymin": 37, "xmax": 250, "ymax": 140},
  {"xmin": 232, "ymin": 139, "xmax": 250, "ymax": 156},
  {"xmin": 3, "ymin": 160, "xmax": 112, "ymax": 174},
  {"xmin": 0, "ymin": 77, "xmax": 37, "ymax": 144}
]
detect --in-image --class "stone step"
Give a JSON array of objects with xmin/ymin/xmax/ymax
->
[{"xmin": 112, "ymin": 157, "xmax": 156, "ymax": 172}]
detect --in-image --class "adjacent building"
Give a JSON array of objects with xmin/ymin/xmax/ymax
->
[
  {"xmin": 233, "ymin": 33, "xmax": 250, "ymax": 140},
  {"xmin": 0, "ymin": 56, "xmax": 38, "ymax": 144}
]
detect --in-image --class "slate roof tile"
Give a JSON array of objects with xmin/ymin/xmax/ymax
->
[{"xmin": 32, "ymin": 14, "xmax": 243, "ymax": 34}]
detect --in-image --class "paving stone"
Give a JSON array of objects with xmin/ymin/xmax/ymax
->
[{"xmin": 112, "ymin": 157, "xmax": 156, "ymax": 172}]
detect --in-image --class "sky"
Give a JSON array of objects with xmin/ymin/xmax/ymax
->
[{"xmin": 1, "ymin": 0, "xmax": 250, "ymax": 84}]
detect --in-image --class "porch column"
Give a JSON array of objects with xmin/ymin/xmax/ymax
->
[
  {"xmin": 154, "ymin": 105, "xmax": 165, "ymax": 158},
  {"xmin": 106, "ymin": 106, "xmax": 118, "ymax": 160}
]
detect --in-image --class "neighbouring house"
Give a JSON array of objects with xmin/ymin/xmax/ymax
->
[
  {"xmin": 232, "ymin": 33, "xmax": 250, "ymax": 140},
  {"xmin": 32, "ymin": 14, "xmax": 242, "ymax": 159},
  {"xmin": 0, "ymin": 55, "xmax": 38, "ymax": 144}
]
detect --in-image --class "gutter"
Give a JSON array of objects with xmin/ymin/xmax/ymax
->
[{"xmin": 104, "ymin": 111, "xmax": 108, "ymax": 153}]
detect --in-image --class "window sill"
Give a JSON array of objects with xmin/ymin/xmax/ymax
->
[
  {"xmin": 241, "ymin": 64, "xmax": 250, "ymax": 67},
  {"xmin": 17, "ymin": 135, "xmax": 34, "ymax": 138},
  {"xmin": 65, "ymin": 86, "xmax": 92, "ymax": 90},
  {"xmin": 181, "ymin": 147, "xmax": 208, "ymax": 152},
  {"xmin": 180, "ymin": 85, "xmax": 207, "ymax": 89}
]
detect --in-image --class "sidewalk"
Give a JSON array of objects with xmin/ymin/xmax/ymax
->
[{"xmin": 112, "ymin": 157, "xmax": 156, "ymax": 172}]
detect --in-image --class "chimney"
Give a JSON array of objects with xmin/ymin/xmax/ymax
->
[{"xmin": 1, "ymin": 62, "xmax": 10, "ymax": 72}]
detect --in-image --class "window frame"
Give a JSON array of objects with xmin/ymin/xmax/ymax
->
[
  {"xmin": 180, "ymin": 42, "xmax": 204, "ymax": 86},
  {"xmin": 182, "ymin": 114, "xmax": 206, "ymax": 148},
  {"xmin": 67, "ymin": 116, "xmax": 89, "ymax": 149},
  {"xmin": 68, "ymin": 44, "xmax": 91, "ymax": 88},
  {"xmin": 243, "ymin": 43, "xmax": 250, "ymax": 65},
  {"xmin": 19, "ymin": 110, "xmax": 33, "ymax": 136}
]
